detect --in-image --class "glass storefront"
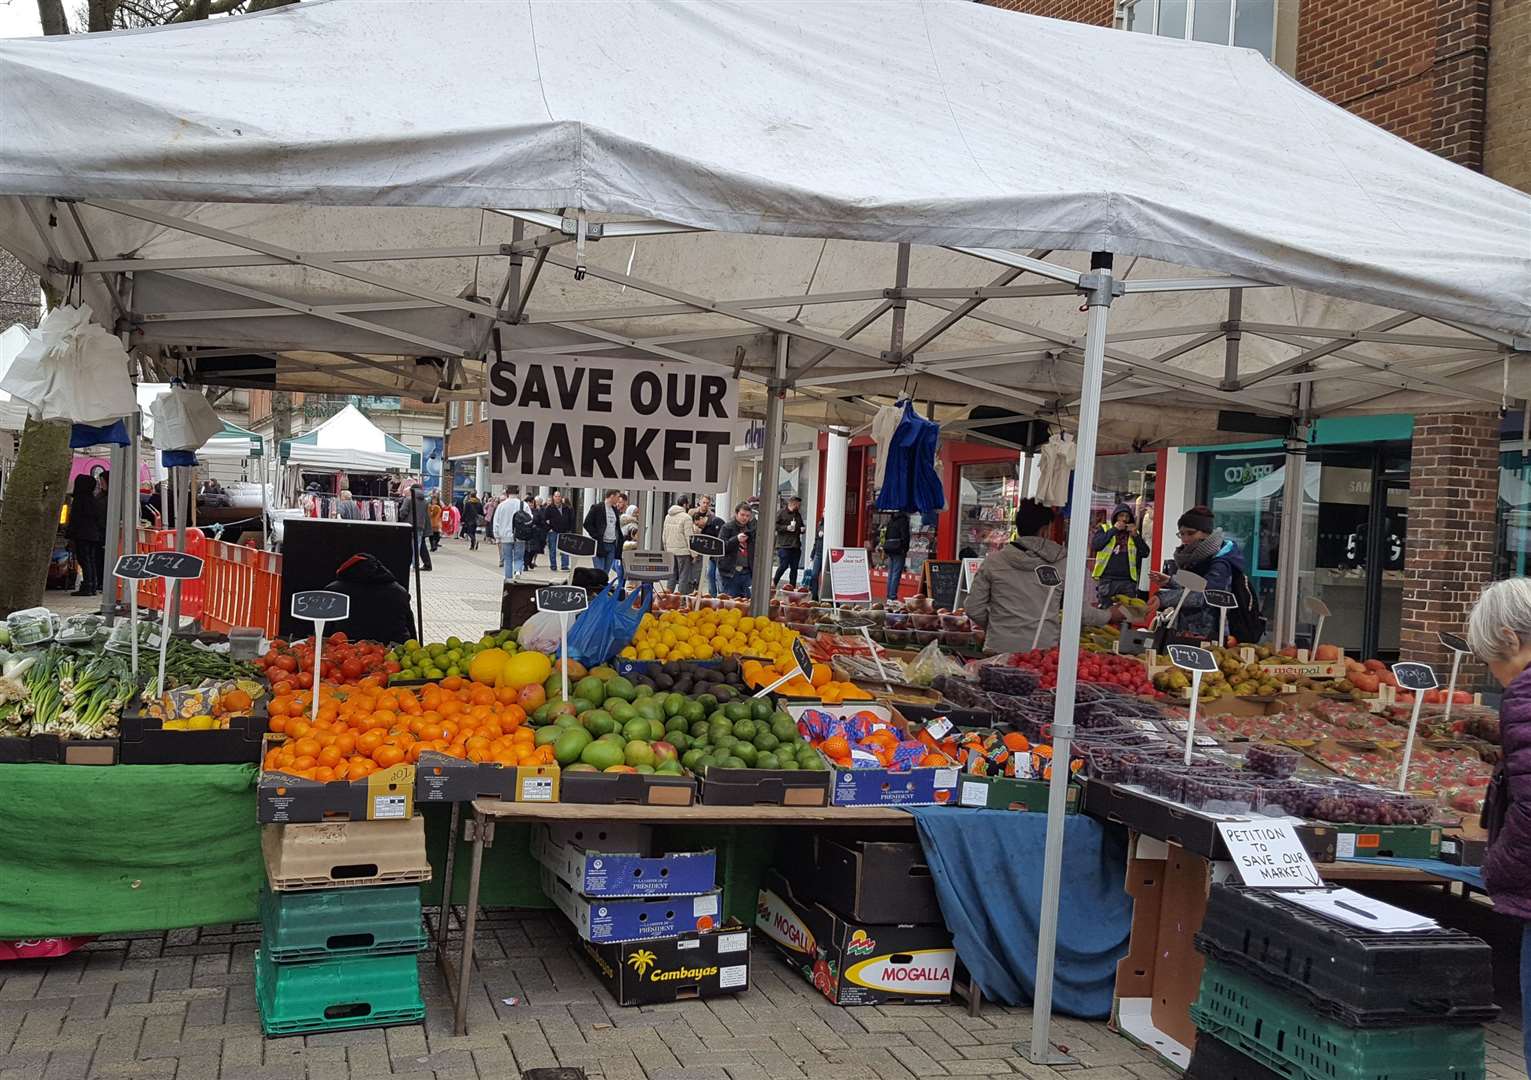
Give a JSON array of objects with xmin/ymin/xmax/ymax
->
[{"xmin": 955, "ymin": 461, "xmax": 1020, "ymax": 558}]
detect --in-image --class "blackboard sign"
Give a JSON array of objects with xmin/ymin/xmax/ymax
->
[
  {"xmin": 146, "ymin": 551, "xmax": 204, "ymax": 579},
  {"xmin": 558, "ymin": 533, "xmax": 597, "ymax": 558},
  {"xmin": 291, "ymin": 590, "xmax": 351, "ymax": 623},
  {"xmin": 1392, "ymin": 661, "xmax": 1438, "ymax": 692},
  {"xmin": 1167, "ymin": 644, "xmax": 1217, "ymax": 673},
  {"xmin": 1034, "ymin": 565, "xmax": 1061, "ymax": 589},
  {"xmin": 537, "ymin": 585, "xmax": 589, "ymax": 614},
  {"xmin": 1438, "ymin": 631, "xmax": 1469, "ymax": 653},
  {"xmin": 114, "ymin": 554, "xmax": 154, "ymax": 580},
  {"xmin": 923, "ymin": 560, "xmax": 962, "ymax": 611},
  {"xmin": 689, "ymin": 533, "xmax": 725, "ymax": 558},
  {"xmin": 791, "ymin": 636, "xmax": 814, "ymax": 682},
  {"xmin": 1204, "ymin": 589, "xmax": 1237, "ymax": 610}
]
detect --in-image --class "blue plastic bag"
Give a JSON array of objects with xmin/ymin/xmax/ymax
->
[{"xmin": 564, "ymin": 569, "xmax": 653, "ymax": 666}]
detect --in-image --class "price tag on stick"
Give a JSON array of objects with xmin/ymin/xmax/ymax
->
[
  {"xmin": 1392, "ymin": 661, "xmax": 1439, "ymax": 792},
  {"xmin": 689, "ymin": 534, "xmax": 724, "ymax": 600},
  {"xmin": 113, "ymin": 555, "xmax": 154, "ymax": 680},
  {"xmin": 1438, "ymin": 630, "xmax": 1471, "ymax": 730},
  {"xmin": 291, "ymin": 591, "xmax": 351, "ymax": 721},
  {"xmin": 557, "ymin": 533, "xmax": 597, "ymax": 558},
  {"xmin": 147, "ymin": 552, "xmax": 204, "ymax": 698},
  {"xmin": 1030, "ymin": 564, "xmax": 1062, "ymax": 653},
  {"xmin": 1204, "ymin": 589, "xmax": 1237, "ymax": 648},
  {"xmin": 1168, "ymin": 644, "xmax": 1218, "ymax": 765},
  {"xmin": 537, "ymin": 585, "xmax": 589, "ymax": 702},
  {"xmin": 755, "ymin": 636, "xmax": 817, "ymax": 699},
  {"xmin": 1303, "ymin": 596, "xmax": 1332, "ymax": 655}
]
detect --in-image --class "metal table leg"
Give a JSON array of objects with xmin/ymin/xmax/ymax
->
[
  {"xmin": 434, "ymin": 801, "xmax": 462, "ymax": 970},
  {"xmin": 452, "ymin": 805, "xmax": 491, "ymax": 1037}
]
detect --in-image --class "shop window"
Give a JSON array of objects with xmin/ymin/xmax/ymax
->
[
  {"xmin": 1121, "ymin": 0, "xmax": 1276, "ymax": 60},
  {"xmin": 448, "ymin": 401, "xmax": 458, "ymax": 427},
  {"xmin": 479, "ymin": 401, "xmax": 487, "ymax": 422}
]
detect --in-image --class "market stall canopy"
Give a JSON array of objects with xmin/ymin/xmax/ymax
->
[
  {"xmin": 199, "ymin": 419, "xmax": 264, "ymax": 462},
  {"xmin": 2, "ymin": 0, "xmax": 1530, "ymax": 444},
  {"xmin": 279, "ymin": 403, "xmax": 418, "ymax": 472}
]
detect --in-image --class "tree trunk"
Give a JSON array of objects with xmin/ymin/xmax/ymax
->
[
  {"xmin": 36, "ymin": 0, "xmax": 69, "ymax": 35},
  {"xmin": 0, "ymin": 418, "xmax": 74, "ymax": 618},
  {"xmin": 86, "ymin": 0, "xmax": 118, "ymax": 31}
]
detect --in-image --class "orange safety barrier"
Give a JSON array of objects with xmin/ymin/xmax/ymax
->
[{"xmin": 132, "ymin": 527, "xmax": 283, "ymax": 636}]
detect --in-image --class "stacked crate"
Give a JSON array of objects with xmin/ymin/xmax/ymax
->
[
  {"xmin": 532, "ymin": 822, "xmax": 753, "ymax": 1006},
  {"xmin": 255, "ymin": 818, "xmax": 432, "ymax": 1037},
  {"xmin": 1187, "ymin": 883, "xmax": 1497, "ymax": 1080}
]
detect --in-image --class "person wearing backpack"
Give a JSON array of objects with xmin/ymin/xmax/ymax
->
[
  {"xmin": 1150, "ymin": 505, "xmax": 1264, "ymax": 645},
  {"xmin": 879, "ymin": 510, "xmax": 911, "ymax": 601}
]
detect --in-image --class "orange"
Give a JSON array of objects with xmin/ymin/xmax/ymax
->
[
  {"xmin": 821, "ymin": 735, "xmax": 850, "ymax": 759},
  {"xmin": 316, "ymin": 746, "xmax": 343, "ymax": 768},
  {"xmin": 293, "ymin": 737, "xmax": 321, "ymax": 758},
  {"xmin": 313, "ymin": 766, "xmax": 335, "ymax": 783},
  {"xmin": 356, "ymin": 730, "xmax": 385, "ymax": 754},
  {"xmin": 372, "ymin": 744, "xmax": 406, "ymax": 769},
  {"xmin": 291, "ymin": 755, "xmax": 316, "ymax": 771},
  {"xmin": 442, "ymin": 676, "xmax": 464, "ymax": 691},
  {"xmin": 268, "ymin": 716, "xmax": 288, "ymax": 734}
]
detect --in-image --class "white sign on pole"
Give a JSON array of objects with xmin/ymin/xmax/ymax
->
[
  {"xmin": 1167, "ymin": 644, "xmax": 1217, "ymax": 764},
  {"xmin": 488, "ymin": 352, "xmax": 738, "ymax": 490},
  {"xmin": 953, "ymin": 555, "xmax": 985, "ymax": 609},
  {"xmin": 825, "ymin": 547, "xmax": 873, "ymax": 604},
  {"xmin": 1216, "ymin": 821, "xmax": 1322, "ymax": 887},
  {"xmin": 291, "ymin": 591, "xmax": 351, "ymax": 722}
]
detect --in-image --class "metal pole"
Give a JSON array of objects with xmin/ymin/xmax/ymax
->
[
  {"xmin": 170, "ymin": 465, "xmax": 187, "ymax": 628},
  {"xmin": 1025, "ymin": 253, "xmax": 1117, "ymax": 1068},
  {"xmin": 822, "ymin": 428, "xmax": 849, "ymax": 553},
  {"xmin": 99, "ymin": 441, "xmax": 126, "ymax": 619},
  {"xmin": 751, "ymin": 334, "xmax": 788, "ymax": 614}
]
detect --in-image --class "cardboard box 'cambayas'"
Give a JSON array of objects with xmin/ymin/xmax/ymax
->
[
  {"xmin": 755, "ymin": 869, "xmax": 954, "ymax": 1006},
  {"xmin": 581, "ymin": 921, "xmax": 752, "ymax": 1005}
]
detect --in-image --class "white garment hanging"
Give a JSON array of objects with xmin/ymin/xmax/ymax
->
[
  {"xmin": 871, "ymin": 404, "xmax": 903, "ymax": 491},
  {"xmin": 1035, "ymin": 434, "xmax": 1076, "ymax": 509}
]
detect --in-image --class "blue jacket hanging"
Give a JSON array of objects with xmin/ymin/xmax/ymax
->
[{"xmin": 876, "ymin": 400, "xmax": 945, "ymax": 514}]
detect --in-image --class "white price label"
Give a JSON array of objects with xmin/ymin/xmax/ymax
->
[
  {"xmin": 372, "ymin": 795, "xmax": 408, "ymax": 820},
  {"xmin": 935, "ymin": 767, "xmax": 959, "ymax": 788},
  {"xmin": 522, "ymin": 776, "xmax": 556, "ymax": 802},
  {"xmin": 693, "ymin": 894, "xmax": 720, "ymax": 918},
  {"xmin": 717, "ymin": 932, "xmax": 748, "ymax": 954},
  {"xmin": 959, "ymin": 781, "xmax": 989, "ymax": 808},
  {"xmin": 719, "ymin": 964, "xmax": 749, "ymax": 989}
]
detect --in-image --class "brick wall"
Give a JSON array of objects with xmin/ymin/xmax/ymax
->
[
  {"xmin": 982, "ymin": 0, "xmax": 1113, "ymax": 25},
  {"xmin": 1485, "ymin": 0, "xmax": 1531, "ymax": 191},
  {"xmin": 1298, "ymin": 0, "xmax": 1491, "ymax": 168},
  {"xmin": 445, "ymin": 405, "xmax": 489, "ymax": 461},
  {"xmin": 1399, "ymin": 412, "xmax": 1501, "ymax": 669}
]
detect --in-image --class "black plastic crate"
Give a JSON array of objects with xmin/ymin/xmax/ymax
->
[
  {"xmin": 1186, "ymin": 1033, "xmax": 1285, "ymax": 1080},
  {"xmin": 1195, "ymin": 883, "xmax": 1499, "ymax": 1027}
]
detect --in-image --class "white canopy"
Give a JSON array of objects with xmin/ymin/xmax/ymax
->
[
  {"xmin": 0, "ymin": 0, "xmax": 1529, "ymax": 449},
  {"xmin": 280, "ymin": 403, "xmax": 417, "ymax": 473}
]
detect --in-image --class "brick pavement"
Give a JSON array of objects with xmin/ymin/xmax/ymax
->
[{"xmin": 1, "ymin": 912, "xmax": 1524, "ymax": 1080}]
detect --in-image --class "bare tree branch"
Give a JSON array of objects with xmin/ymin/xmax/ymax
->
[{"xmin": 37, "ymin": 0, "xmax": 70, "ymax": 35}]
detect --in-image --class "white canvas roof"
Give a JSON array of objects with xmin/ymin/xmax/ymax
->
[
  {"xmin": 1, "ymin": 0, "xmax": 1529, "ymax": 447},
  {"xmin": 280, "ymin": 403, "xmax": 416, "ymax": 473}
]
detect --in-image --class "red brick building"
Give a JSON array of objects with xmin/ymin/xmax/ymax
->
[{"xmin": 985, "ymin": 0, "xmax": 1530, "ymax": 664}]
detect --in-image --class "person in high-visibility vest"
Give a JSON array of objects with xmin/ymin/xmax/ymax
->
[{"xmin": 1091, "ymin": 503, "xmax": 1149, "ymax": 607}]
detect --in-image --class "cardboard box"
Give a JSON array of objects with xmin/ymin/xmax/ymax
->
[
  {"xmin": 0, "ymin": 734, "xmax": 117, "ymax": 765},
  {"xmin": 1082, "ymin": 780, "xmax": 1338, "ymax": 864},
  {"xmin": 531, "ymin": 822, "xmax": 717, "ymax": 898},
  {"xmin": 558, "ymin": 769, "xmax": 696, "ymax": 806},
  {"xmin": 783, "ymin": 703, "xmax": 960, "ymax": 807},
  {"xmin": 118, "ymin": 705, "xmax": 267, "ymax": 765},
  {"xmin": 262, "ymin": 818, "xmax": 431, "ymax": 892},
  {"xmin": 797, "ymin": 838, "xmax": 943, "ymax": 926},
  {"xmin": 755, "ymin": 869, "xmax": 955, "ymax": 1006},
  {"xmin": 956, "ymin": 774, "xmax": 1081, "ymax": 814},
  {"xmin": 696, "ymin": 767, "xmax": 830, "ymax": 806},
  {"xmin": 1439, "ymin": 834, "xmax": 1488, "ymax": 867},
  {"xmin": 413, "ymin": 751, "xmax": 559, "ymax": 804},
  {"xmin": 541, "ymin": 866, "xmax": 722, "ymax": 944},
  {"xmin": 1331, "ymin": 823, "xmax": 1442, "ymax": 860},
  {"xmin": 258, "ymin": 736, "xmax": 414, "ymax": 823},
  {"xmin": 581, "ymin": 921, "xmax": 752, "ymax": 1005}
]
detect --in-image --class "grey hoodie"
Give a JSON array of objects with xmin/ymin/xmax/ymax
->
[{"xmin": 966, "ymin": 536, "xmax": 1109, "ymax": 653}]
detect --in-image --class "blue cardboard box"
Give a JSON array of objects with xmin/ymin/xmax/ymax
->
[
  {"xmin": 531, "ymin": 822, "xmax": 717, "ymax": 898},
  {"xmin": 541, "ymin": 866, "xmax": 723, "ymax": 944}
]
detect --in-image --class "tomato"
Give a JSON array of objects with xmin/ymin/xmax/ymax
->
[
  {"xmin": 329, "ymin": 631, "xmax": 349, "ymax": 647},
  {"xmin": 273, "ymin": 654, "xmax": 300, "ymax": 673},
  {"xmin": 297, "ymin": 671, "xmax": 314, "ymax": 689}
]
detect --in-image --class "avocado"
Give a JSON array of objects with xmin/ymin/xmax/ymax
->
[
  {"xmin": 713, "ymin": 684, "xmax": 737, "ymax": 703},
  {"xmin": 581, "ymin": 740, "xmax": 625, "ymax": 770},
  {"xmin": 554, "ymin": 728, "xmax": 593, "ymax": 765}
]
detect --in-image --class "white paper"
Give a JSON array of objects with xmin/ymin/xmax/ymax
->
[
  {"xmin": 935, "ymin": 767, "xmax": 959, "ymax": 789},
  {"xmin": 827, "ymin": 547, "xmax": 872, "ymax": 603},
  {"xmin": 717, "ymin": 932, "xmax": 748, "ymax": 954},
  {"xmin": 677, "ymin": 938, "xmax": 699, "ymax": 951},
  {"xmin": 1335, "ymin": 833, "xmax": 1357, "ymax": 859},
  {"xmin": 1276, "ymin": 888, "xmax": 1438, "ymax": 933},
  {"xmin": 693, "ymin": 894, "xmax": 719, "ymax": 918},
  {"xmin": 1216, "ymin": 821, "xmax": 1322, "ymax": 887},
  {"xmin": 959, "ymin": 781, "xmax": 988, "ymax": 808},
  {"xmin": 719, "ymin": 964, "xmax": 749, "ymax": 989}
]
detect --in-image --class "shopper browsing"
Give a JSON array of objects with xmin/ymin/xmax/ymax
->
[
  {"xmin": 696, "ymin": 495, "xmax": 724, "ymax": 594},
  {"xmin": 967, "ymin": 499, "xmax": 1121, "ymax": 652},
  {"xmin": 491, "ymin": 486, "xmax": 524, "ymax": 580},
  {"xmin": 718, "ymin": 502, "xmax": 757, "ymax": 597},
  {"xmin": 663, "ymin": 497, "xmax": 696, "ymax": 591},
  {"xmin": 541, "ymin": 489, "xmax": 575, "ymax": 570},
  {"xmin": 583, "ymin": 489, "xmax": 623, "ymax": 573},
  {"xmin": 1466, "ymin": 577, "xmax": 1531, "ymax": 1073},
  {"xmin": 1149, "ymin": 505, "xmax": 1264, "ymax": 644},
  {"xmin": 773, "ymin": 494, "xmax": 805, "ymax": 588}
]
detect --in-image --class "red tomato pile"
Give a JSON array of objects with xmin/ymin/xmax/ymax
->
[
  {"xmin": 1013, "ymin": 648, "xmax": 1159, "ymax": 697},
  {"xmin": 256, "ymin": 633, "xmax": 399, "ymax": 689}
]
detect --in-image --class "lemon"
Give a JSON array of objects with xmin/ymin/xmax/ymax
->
[
  {"xmin": 187, "ymin": 715, "xmax": 217, "ymax": 731},
  {"xmin": 620, "ymin": 646, "xmax": 638, "ymax": 660},
  {"xmin": 695, "ymin": 643, "xmax": 714, "ymax": 660},
  {"xmin": 654, "ymin": 644, "xmax": 669, "ymax": 659},
  {"xmin": 638, "ymin": 648, "xmax": 656, "ymax": 661},
  {"xmin": 469, "ymin": 647, "xmax": 513, "ymax": 685},
  {"xmin": 163, "ymin": 719, "xmax": 189, "ymax": 731}
]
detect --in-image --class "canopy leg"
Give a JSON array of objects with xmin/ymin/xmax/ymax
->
[
  {"xmin": 751, "ymin": 334, "xmax": 788, "ymax": 614},
  {"xmin": 1023, "ymin": 253, "xmax": 1117, "ymax": 1068}
]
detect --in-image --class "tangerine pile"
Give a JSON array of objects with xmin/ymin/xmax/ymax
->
[
  {"xmin": 740, "ymin": 659, "xmax": 868, "ymax": 703},
  {"xmin": 263, "ymin": 675, "xmax": 554, "ymax": 782}
]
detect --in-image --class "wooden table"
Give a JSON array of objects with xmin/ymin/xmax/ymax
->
[{"xmin": 436, "ymin": 799, "xmax": 915, "ymax": 1034}]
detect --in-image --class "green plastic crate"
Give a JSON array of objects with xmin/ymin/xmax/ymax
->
[
  {"xmin": 254, "ymin": 949, "xmax": 423, "ymax": 1037},
  {"xmin": 259, "ymin": 884, "xmax": 427, "ymax": 962},
  {"xmin": 1191, "ymin": 959, "xmax": 1485, "ymax": 1080}
]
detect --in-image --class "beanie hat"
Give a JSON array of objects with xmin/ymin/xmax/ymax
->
[
  {"xmin": 1111, "ymin": 503, "xmax": 1135, "ymax": 525},
  {"xmin": 1178, "ymin": 505, "xmax": 1215, "ymax": 534}
]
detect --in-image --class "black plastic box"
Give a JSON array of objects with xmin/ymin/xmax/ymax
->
[
  {"xmin": 1081, "ymin": 779, "xmax": 1338, "ymax": 863},
  {"xmin": 559, "ymin": 770, "xmax": 696, "ymax": 806},
  {"xmin": 118, "ymin": 704, "xmax": 268, "ymax": 765},
  {"xmin": 1185, "ymin": 1032, "xmax": 1285, "ymax": 1080}
]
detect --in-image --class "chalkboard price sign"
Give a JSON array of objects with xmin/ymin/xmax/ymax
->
[
  {"xmin": 291, "ymin": 590, "xmax": 351, "ymax": 623},
  {"xmin": 1204, "ymin": 589, "xmax": 1237, "ymax": 610},
  {"xmin": 145, "ymin": 551, "xmax": 205, "ymax": 579},
  {"xmin": 1391, "ymin": 661, "xmax": 1438, "ymax": 692},
  {"xmin": 1034, "ymin": 565, "xmax": 1061, "ymax": 588},
  {"xmin": 689, "ymin": 534, "xmax": 725, "ymax": 558},
  {"xmin": 537, "ymin": 585, "xmax": 589, "ymax": 614},
  {"xmin": 923, "ymin": 560, "xmax": 962, "ymax": 612},
  {"xmin": 114, "ymin": 554, "xmax": 154, "ymax": 580},
  {"xmin": 791, "ymin": 636, "xmax": 814, "ymax": 682},
  {"xmin": 1438, "ymin": 631, "xmax": 1469, "ymax": 654},
  {"xmin": 558, "ymin": 533, "xmax": 597, "ymax": 557},
  {"xmin": 1167, "ymin": 644, "xmax": 1218, "ymax": 673}
]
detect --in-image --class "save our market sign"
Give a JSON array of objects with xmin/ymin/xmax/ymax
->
[{"xmin": 488, "ymin": 352, "xmax": 739, "ymax": 490}]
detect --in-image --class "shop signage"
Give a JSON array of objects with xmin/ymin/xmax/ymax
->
[
  {"xmin": 488, "ymin": 352, "xmax": 738, "ymax": 490},
  {"xmin": 113, "ymin": 554, "xmax": 154, "ymax": 580},
  {"xmin": 1034, "ymin": 565, "xmax": 1061, "ymax": 588},
  {"xmin": 1215, "ymin": 821, "xmax": 1322, "ymax": 887},
  {"xmin": 826, "ymin": 547, "xmax": 872, "ymax": 604},
  {"xmin": 1438, "ymin": 631, "xmax": 1469, "ymax": 654},
  {"xmin": 145, "ymin": 551, "xmax": 204, "ymax": 579},
  {"xmin": 1391, "ymin": 662, "xmax": 1437, "ymax": 692}
]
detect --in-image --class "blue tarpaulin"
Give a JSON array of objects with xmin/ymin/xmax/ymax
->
[{"xmin": 910, "ymin": 808, "xmax": 1131, "ymax": 1018}]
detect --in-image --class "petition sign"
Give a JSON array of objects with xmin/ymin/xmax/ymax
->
[{"xmin": 489, "ymin": 353, "xmax": 737, "ymax": 490}]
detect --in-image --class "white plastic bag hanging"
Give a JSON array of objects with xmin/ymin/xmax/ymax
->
[
  {"xmin": 149, "ymin": 385, "xmax": 222, "ymax": 451},
  {"xmin": 0, "ymin": 304, "xmax": 136, "ymax": 425}
]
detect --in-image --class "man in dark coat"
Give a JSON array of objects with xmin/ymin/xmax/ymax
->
[
  {"xmin": 323, "ymin": 554, "xmax": 416, "ymax": 646},
  {"xmin": 397, "ymin": 483, "xmax": 432, "ymax": 571},
  {"xmin": 541, "ymin": 489, "xmax": 576, "ymax": 570},
  {"xmin": 773, "ymin": 494, "xmax": 806, "ymax": 588},
  {"xmin": 718, "ymin": 502, "xmax": 757, "ymax": 597}
]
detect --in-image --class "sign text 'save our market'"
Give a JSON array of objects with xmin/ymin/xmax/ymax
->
[{"xmin": 489, "ymin": 352, "xmax": 738, "ymax": 490}]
